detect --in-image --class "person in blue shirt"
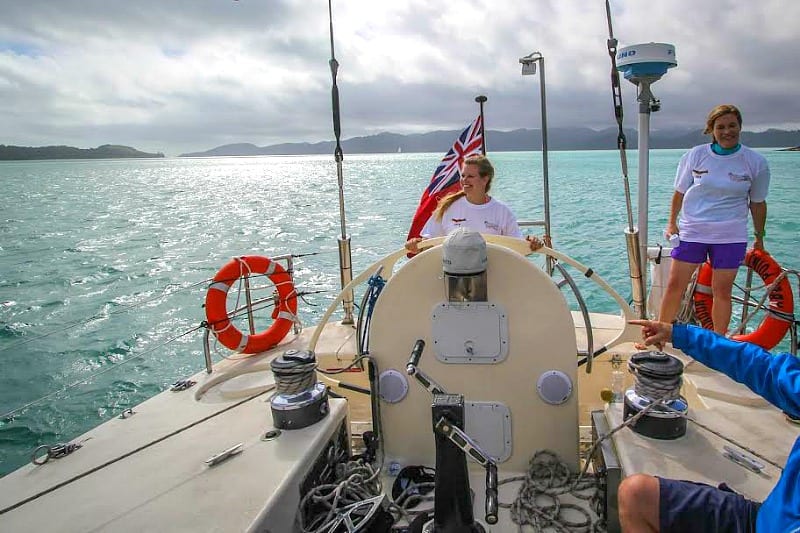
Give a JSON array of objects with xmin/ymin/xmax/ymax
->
[{"xmin": 619, "ymin": 320, "xmax": 800, "ymax": 532}]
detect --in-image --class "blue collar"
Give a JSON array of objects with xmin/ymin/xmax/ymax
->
[{"xmin": 711, "ymin": 142, "xmax": 741, "ymax": 155}]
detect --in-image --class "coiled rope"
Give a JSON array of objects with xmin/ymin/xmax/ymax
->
[
  {"xmin": 627, "ymin": 355, "xmax": 683, "ymax": 402},
  {"xmin": 501, "ymin": 450, "xmax": 604, "ymax": 533},
  {"xmin": 298, "ymin": 457, "xmax": 384, "ymax": 532},
  {"xmin": 272, "ymin": 360, "xmax": 318, "ymax": 396}
]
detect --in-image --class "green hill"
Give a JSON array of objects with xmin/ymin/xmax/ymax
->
[{"xmin": 0, "ymin": 144, "xmax": 165, "ymax": 160}]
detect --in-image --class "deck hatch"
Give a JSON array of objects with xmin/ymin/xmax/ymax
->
[
  {"xmin": 465, "ymin": 401, "xmax": 512, "ymax": 462},
  {"xmin": 431, "ymin": 302, "xmax": 508, "ymax": 364}
]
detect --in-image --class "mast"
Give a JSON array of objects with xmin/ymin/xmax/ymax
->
[{"xmin": 327, "ymin": 0, "xmax": 354, "ymax": 324}]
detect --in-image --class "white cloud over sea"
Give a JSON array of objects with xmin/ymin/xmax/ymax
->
[{"xmin": 0, "ymin": 0, "xmax": 798, "ymax": 155}]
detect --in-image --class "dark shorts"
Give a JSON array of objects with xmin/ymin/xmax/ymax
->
[
  {"xmin": 671, "ymin": 241, "xmax": 747, "ymax": 269},
  {"xmin": 659, "ymin": 477, "xmax": 760, "ymax": 533}
]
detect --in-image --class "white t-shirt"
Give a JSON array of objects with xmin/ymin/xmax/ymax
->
[
  {"xmin": 421, "ymin": 196, "xmax": 523, "ymax": 238},
  {"xmin": 674, "ymin": 144, "xmax": 769, "ymax": 243}
]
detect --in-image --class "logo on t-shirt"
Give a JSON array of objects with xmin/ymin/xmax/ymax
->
[
  {"xmin": 451, "ymin": 218, "xmax": 466, "ymax": 223},
  {"xmin": 692, "ymin": 168, "xmax": 708, "ymax": 179},
  {"xmin": 728, "ymin": 172, "xmax": 751, "ymax": 182},
  {"xmin": 484, "ymin": 221, "xmax": 500, "ymax": 231}
]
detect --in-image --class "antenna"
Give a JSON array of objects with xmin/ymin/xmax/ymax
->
[{"xmin": 616, "ymin": 42, "xmax": 677, "ymax": 318}]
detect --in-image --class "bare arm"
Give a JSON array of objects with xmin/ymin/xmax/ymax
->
[
  {"xmin": 749, "ymin": 201, "xmax": 767, "ymax": 251},
  {"xmin": 629, "ymin": 319, "xmax": 672, "ymax": 349},
  {"xmin": 405, "ymin": 237, "xmax": 423, "ymax": 253},
  {"xmin": 666, "ymin": 191, "xmax": 684, "ymax": 237}
]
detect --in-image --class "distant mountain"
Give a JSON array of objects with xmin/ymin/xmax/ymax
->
[
  {"xmin": 0, "ymin": 144, "xmax": 164, "ymax": 161},
  {"xmin": 180, "ymin": 127, "xmax": 800, "ymax": 157}
]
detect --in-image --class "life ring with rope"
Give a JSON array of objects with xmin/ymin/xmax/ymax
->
[
  {"xmin": 205, "ymin": 256, "xmax": 298, "ymax": 354},
  {"xmin": 693, "ymin": 248, "xmax": 793, "ymax": 349}
]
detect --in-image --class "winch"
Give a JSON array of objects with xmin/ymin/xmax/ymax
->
[
  {"xmin": 623, "ymin": 351, "xmax": 687, "ymax": 440},
  {"xmin": 270, "ymin": 349, "xmax": 329, "ymax": 430}
]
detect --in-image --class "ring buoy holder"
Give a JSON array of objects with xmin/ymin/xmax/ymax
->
[
  {"xmin": 205, "ymin": 256, "xmax": 298, "ymax": 354},
  {"xmin": 693, "ymin": 248, "xmax": 794, "ymax": 349}
]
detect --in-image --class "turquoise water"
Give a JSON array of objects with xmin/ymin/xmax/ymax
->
[{"xmin": 1, "ymin": 149, "xmax": 797, "ymax": 476}]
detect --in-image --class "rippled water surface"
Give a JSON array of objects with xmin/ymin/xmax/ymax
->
[{"xmin": 1, "ymin": 149, "xmax": 798, "ymax": 475}]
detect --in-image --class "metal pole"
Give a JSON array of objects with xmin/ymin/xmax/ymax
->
[
  {"xmin": 475, "ymin": 95, "xmax": 488, "ymax": 154},
  {"xmin": 537, "ymin": 56, "xmax": 553, "ymax": 276},
  {"xmin": 243, "ymin": 276, "xmax": 256, "ymax": 334},
  {"xmin": 327, "ymin": 0, "xmax": 354, "ymax": 324},
  {"xmin": 635, "ymin": 80, "xmax": 653, "ymax": 318}
]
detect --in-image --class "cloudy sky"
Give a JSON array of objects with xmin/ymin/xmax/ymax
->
[{"xmin": 1, "ymin": 0, "xmax": 798, "ymax": 156}]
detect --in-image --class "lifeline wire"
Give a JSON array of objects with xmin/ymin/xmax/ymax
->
[
  {"xmin": 0, "ymin": 278, "xmax": 212, "ymax": 354},
  {"xmin": 0, "ymin": 390, "xmax": 269, "ymax": 516},
  {"xmin": 0, "ymin": 250, "xmax": 330, "ymax": 355},
  {"xmin": 0, "ymin": 324, "xmax": 204, "ymax": 421},
  {"xmin": 2, "ymin": 286, "xmax": 325, "ymax": 421}
]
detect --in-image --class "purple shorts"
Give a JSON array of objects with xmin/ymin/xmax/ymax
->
[
  {"xmin": 658, "ymin": 477, "xmax": 760, "ymax": 533},
  {"xmin": 670, "ymin": 241, "xmax": 746, "ymax": 269}
]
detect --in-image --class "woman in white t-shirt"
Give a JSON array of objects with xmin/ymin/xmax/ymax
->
[
  {"xmin": 658, "ymin": 104, "xmax": 770, "ymax": 334},
  {"xmin": 404, "ymin": 155, "xmax": 544, "ymax": 253}
]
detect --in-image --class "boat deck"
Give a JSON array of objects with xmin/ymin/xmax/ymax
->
[
  {"xmin": 607, "ymin": 357, "xmax": 799, "ymax": 502},
  {"xmin": 2, "ymin": 312, "xmax": 796, "ymax": 532}
]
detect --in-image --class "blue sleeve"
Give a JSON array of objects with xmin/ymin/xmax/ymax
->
[{"xmin": 673, "ymin": 324, "xmax": 800, "ymax": 416}]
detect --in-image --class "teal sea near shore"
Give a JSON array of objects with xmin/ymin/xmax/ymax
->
[{"xmin": 1, "ymin": 149, "xmax": 798, "ymax": 476}]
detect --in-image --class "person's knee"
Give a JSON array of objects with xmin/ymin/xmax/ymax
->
[
  {"xmin": 664, "ymin": 274, "xmax": 690, "ymax": 295},
  {"xmin": 711, "ymin": 288, "xmax": 733, "ymax": 303},
  {"xmin": 619, "ymin": 473, "xmax": 658, "ymax": 507}
]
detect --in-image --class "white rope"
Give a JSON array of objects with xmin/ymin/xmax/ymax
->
[
  {"xmin": 297, "ymin": 458, "xmax": 384, "ymax": 532},
  {"xmin": 272, "ymin": 361, "xmax": 318, "ymax": 396},
  {"xmin": 500, "ymin": 450, "xmax": 605, "ymax": 533}
]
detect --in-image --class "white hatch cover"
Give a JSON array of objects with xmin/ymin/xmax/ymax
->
[
  {"xmin": 431, "ymin": 302, "xmax": 508, "ymax": 364},
  {"xmin": 465, "ymin": 401, "xmax": 512, "ymax": 462}
]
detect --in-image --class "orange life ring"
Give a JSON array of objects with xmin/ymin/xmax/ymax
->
[
  {"xmin": 693, "ymin": 249, "xmax": 793, "ymax": 349},
  {"xmin": 204, "ymin": 256, "xmax": 298, "ymax": 354}
]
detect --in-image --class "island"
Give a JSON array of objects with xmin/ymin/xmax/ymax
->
[{"xmin": 0, "ymin": 144, "xmax": 165, "ymax": 161}]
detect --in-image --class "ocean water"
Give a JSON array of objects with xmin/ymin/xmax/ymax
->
[{"xmin": 1, "ymin": 149, "xmax": 798, "ymax": 476}]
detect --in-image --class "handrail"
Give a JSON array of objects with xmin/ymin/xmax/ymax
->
[
  {"xmin": 553, "ymin": 263, "xmax": 595, "ymax": 373},
  {"xmin": 308, "ymin": 236, "xmax": 640, "ymax": 356}
]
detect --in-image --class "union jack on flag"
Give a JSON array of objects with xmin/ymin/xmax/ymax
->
[{"xmin": 406, "ymin": 115, "xmax": 484, "ymax": 241}]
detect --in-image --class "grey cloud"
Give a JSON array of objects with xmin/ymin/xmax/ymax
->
[{"xmin": 0, "ymin": 0, "xmax": 797, "ymax": 155}]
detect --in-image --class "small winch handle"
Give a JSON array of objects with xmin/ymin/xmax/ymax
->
[
  {"xmin": 405, "ymin": 340, "xmax": 447, "ymax": 396},
  {"xmin": 406, "ymin": 339, "xmax": 425, "ymax": 373}
]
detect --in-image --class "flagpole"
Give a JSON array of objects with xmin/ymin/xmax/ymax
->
[
  {"xmin": 475, "ymin": 95, "xmax": 487, "ymax": 154},
  {"xmin": 327, "ymin": 0, "xmax": 354, "ymax": 325}
]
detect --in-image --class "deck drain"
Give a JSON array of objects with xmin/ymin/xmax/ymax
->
[{"xmin": 262, "ymin": 429, "xmax": 282, "ymax": 441}]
